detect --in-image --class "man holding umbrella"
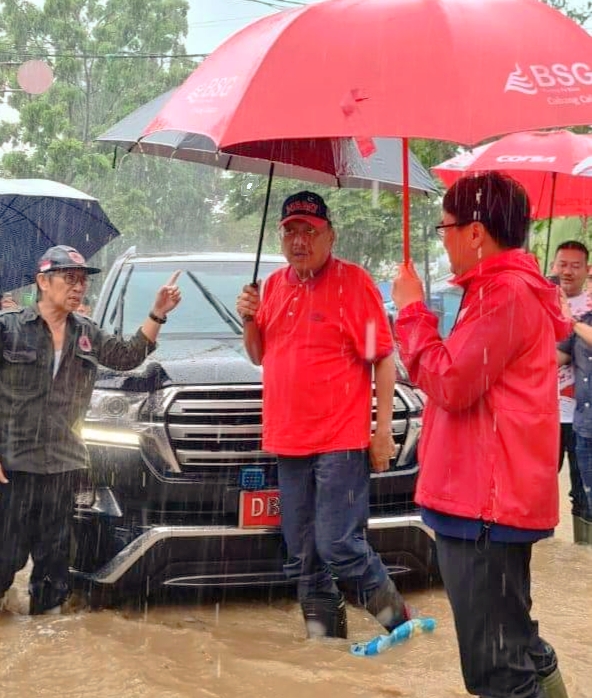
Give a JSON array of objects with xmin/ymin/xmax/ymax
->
[
  {"xmin": 392, "ymin": 173, "xmax": 570, "ymax": 698},
  {"xmin": 236, "ymin": 191, "xmax": 411, "ymax": 639},
  {"xmin": 0, "ymin": 245, "xmax": 181, "ymax": 615}
]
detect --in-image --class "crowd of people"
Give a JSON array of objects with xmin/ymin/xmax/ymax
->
[{"xmin": 1, "ymin": 171, "xmax": 586, "ymax": 698}]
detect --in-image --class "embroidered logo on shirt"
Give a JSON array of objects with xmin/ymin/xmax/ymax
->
[{"xmin": 78, "ymin": 335, "xmax": 92, "ymax": 352}]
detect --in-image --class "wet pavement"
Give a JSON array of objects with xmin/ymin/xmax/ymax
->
[{"xmin": 1, "ymin": 468, "xmax": 591, "ymax": 698}]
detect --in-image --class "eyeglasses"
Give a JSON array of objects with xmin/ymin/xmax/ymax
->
[
  {"xmin": 279, "ymin": 223, "xmax": 326, "ymax": 240},
  {"xmin": 434, "ymin": 221, "xmax": 472, "ymax": 238},
  {"xmin": 52, "ymin": 270, "xmax": 89, "ymax": 287}
]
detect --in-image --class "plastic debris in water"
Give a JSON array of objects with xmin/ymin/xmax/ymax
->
[{"xmin": 350, "ymin": 617, "xmax": 437, "ymax": 656}]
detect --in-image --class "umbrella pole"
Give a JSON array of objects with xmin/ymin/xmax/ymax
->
[
  {"xmin": 402, "ymin": 138, "xmax": 411, "ymax": 265},
  {"xmin": 543, "ymin": 172, "xmax": 557, "ymax": 275},
  {"xmin": 252, "ymin": 162, "xmax": 275, "ymax": 285}
]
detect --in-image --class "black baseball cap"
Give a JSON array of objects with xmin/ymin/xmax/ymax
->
[
  {"xmin": 280, "ymin": 191, "xmax": 332, "ymax": 227},
  {"xmin": 37, "ymin": 245, "xmax": 101, "ymax": 275}
]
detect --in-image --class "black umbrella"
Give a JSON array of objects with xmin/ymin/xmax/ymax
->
[{"xmin": 0, "ymin": 178, "xmax": 120, "ymax": 292}]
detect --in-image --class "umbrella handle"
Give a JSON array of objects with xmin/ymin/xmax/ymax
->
[
  {"xmin": 252, "ymin": 163, "xmax": 275, "ymax": 285},
  {"xmin": 402, "ymin": 138, "xmax": 411, "ymax": 265},
  {"xmin": 543, "ymin": 172, "xmax": 557, "ymax": 275}
]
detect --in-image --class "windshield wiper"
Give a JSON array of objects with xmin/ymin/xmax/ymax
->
[
  {"xmin": 186, "ymin": 271, "xmax": 243, "ymax": 335},
  {"xmin": 108, "ymin": 264, "xmax": 134, "ymax": 336}
]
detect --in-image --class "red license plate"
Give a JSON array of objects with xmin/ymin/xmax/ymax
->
[{"xmin": 239, "ymin": 489, "xmax": 281, "ymax": 528}]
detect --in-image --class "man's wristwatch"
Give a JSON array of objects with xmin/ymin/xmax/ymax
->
[{"xmin": 149, "ymin": 311, "xmax": 167, "ymax": 324}]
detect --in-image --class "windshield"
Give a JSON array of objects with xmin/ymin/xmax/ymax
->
[{"xmin": 99, "ymin": 259, "xmax": 283, "ymax": 338}]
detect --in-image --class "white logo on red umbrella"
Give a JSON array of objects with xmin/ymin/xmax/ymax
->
[
  {"xmin": 505, "ymin": 65, "xmax": 537, "ymax": 95},
  {"xmin": 495, "ymin": 155, "xmax": 556, "ymax": 163},
  {"xmin": 505, "ymin": 62, "xmax": 592, "ymax": 96}
]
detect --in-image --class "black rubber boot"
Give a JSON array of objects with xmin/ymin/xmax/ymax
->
[
  {"xmin": 364, "ymin": 578, "xmax": 409, "ymax": 631},
  {"xmin": 301, "ymin": 593, "xmax": 348, "ymax": 639}
]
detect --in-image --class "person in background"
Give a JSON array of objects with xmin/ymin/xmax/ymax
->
[
  {"xmin": 392, "ymin": 173, "xmax": 570, "ymax": 698},
  {"xmin": 0, "ymin": 245, "xmax": 181, "ymax": 616},
  {"xmin": 551, "ymin": 241, "xmax": 592, "ymax": 543},
  {"xmin": 236, "ymin": 191, "xmax": 411, "ymax": 640},
  {"xmin": 557, "ymin": 298, "xmax": 592, "ymax": 546}
]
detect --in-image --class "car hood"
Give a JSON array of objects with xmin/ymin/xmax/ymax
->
[{"xmin": 95, "ymin": 336, "xmax": 262, "ymax": 391}]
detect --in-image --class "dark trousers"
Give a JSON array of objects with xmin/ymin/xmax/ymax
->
[
  {"xmin": 574, "ymin": 433, "xmax": 592, "ymax": 520},
  {"xmin": 435, "ymin": 534, "xmax": 557, "ymax": 698},
  {"xmin": 560, "ymin": 422, "xmax": 588, "ymax": 518},
  {"xmin": 0, "ymin": 470, "xmax": 78, "ymax": 613},
  {"xmin": 277, "ymin": 450, "xmax": 389, "ymax": 603}
]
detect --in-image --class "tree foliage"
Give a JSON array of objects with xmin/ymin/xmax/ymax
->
[{"xmin": 0, "ymin": 0, "xmax": 225, "ymax": 259}]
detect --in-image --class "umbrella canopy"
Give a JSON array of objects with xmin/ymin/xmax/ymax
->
[
  {"xmin": 143, "ymin": 0, "xmax": 592, "ymax": 149},
  {"xmin": 432, "ymin": 130, "xmax": 592, "ymax": 219},
  {"xmin": 97, "ymin": 88, "xmax": 438, "ymax": 195},
  {"xmin": 0, "ymin": 179, "xmax": 120, "ymax": 293},
  {"xmin": 141, "ymin": 0, "xmax": 592, "ymax": 262}
]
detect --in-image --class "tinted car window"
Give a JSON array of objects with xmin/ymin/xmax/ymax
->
[{"xmin": 100, "ymin": 260, "xmax": 283, "ymax": 338}]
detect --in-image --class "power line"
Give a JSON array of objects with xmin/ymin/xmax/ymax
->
[{"xmin": 0, "ymin": 50, "xmax": 209, "ymax": 60}]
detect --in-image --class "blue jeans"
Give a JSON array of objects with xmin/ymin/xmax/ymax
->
[
  {"xmin": 277, "ymin": 449, "xmax": 389, "ymax": 603},
  {"xmin": 574, "ymin": 433, "xmax": 592, "ymax": 520}
]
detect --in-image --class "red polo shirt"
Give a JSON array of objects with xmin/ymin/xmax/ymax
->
[{"xmin": 256, "ymin": 256, "xmax": 394, "ymax": 455}]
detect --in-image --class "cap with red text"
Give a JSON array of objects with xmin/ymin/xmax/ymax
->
[{"xmin": 280, "ymin": 191, "xmax": 332, "ymax": 228}]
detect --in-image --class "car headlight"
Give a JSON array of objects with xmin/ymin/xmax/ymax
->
[{"xmin": 82, "ymin": 390, "xmax": 147, "ymax": 448}]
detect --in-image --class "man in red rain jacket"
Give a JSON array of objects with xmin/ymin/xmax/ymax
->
[{"xmin": 392, "ymin": 172, "xmax": 571, "ymax": 698}]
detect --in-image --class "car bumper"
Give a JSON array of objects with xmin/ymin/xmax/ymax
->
[{"xmin": 72, "ymin": 513, "xmax": 435, "ymax": 590}]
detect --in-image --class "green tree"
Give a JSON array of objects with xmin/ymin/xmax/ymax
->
[
  {"xmin": 0, "ymin": 0, "xmax": 225, "ymax": 258},
  {"xmin": 542, "ymin": 0, "xmax": 592, "ymax": 25}
]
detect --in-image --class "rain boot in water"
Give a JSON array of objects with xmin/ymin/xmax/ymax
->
[
  {"xmin": 539, "ymin": 668, "xmax": 569, "ymax": 698},
  {"xmin": 364, "ymin": 578, "xmax": 409, "ymax": 631},
  {"xmin": 301, "ymin": 593, "xmax": 347, "ymax": 639},
  {"xmin": 572, "ymin": 515, "xmax": 592, "ymax": 544}
]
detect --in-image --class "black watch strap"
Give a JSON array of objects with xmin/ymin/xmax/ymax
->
[{"xmin": 149, "ymin": 311, "xmax": 167, "ymax": 324}]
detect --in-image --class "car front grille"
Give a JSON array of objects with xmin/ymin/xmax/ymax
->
[{"xmin": 165, "ymin": 384, "xmax": 415, "ymax": 475}]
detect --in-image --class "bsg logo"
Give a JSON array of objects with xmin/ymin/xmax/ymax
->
[
  {"xmin": 505, "ymin": 63, "xmax": 592, "ymax": 95},
  {"xmin": 186, "ymin": 76, "xmax": 237, "ymax": 104}
]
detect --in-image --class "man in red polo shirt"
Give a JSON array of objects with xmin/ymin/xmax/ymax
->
[{"xmin": 236, "ymin": 191, "xmax": 410, "ymax": 639}]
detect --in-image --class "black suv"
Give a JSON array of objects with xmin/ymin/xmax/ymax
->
[{"xmin": 72, "ymin": 249, "xmax": 436, "ymax": 598}]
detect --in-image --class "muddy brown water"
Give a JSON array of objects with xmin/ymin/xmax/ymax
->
[{"xmin": 1, "ymin": 468, "xmax": 591, "ymax": 698}]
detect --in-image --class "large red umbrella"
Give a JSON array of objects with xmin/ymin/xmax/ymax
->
[
  {"xmin": 432, "ymin": 129, "xmax": 592, "ymax": 270},
  {"xmin": 143, "ymin": 0, "xmax": 592, "ymax": 263}
]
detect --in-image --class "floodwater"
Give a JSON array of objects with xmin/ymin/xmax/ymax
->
[{"xmin": 1, "ymin": 468, "xmax": 591, "ymax": 698}]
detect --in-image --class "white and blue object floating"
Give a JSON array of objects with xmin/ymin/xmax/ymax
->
[{"xmin": 350, "ymin": 617, "xmax": 437, "ymax": 657}]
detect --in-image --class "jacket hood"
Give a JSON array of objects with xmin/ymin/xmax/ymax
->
[{"xmin": 453, "ymin": 248, "xmax": 571, "ymax": 341}]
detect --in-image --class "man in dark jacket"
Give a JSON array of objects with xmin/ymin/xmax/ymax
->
[
  {"xmin": 0, "ymin": 245, "xmax": 181, "ymax": 615},
  {"xmin": 392, "ymin": 173, "xmax": 570, "ymax": 698}
]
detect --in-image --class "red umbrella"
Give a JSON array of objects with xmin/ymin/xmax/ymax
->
[
  {"xmin": 432, "ymin": 129, "xmax": 592, "ymax": 270},
  {"xmin": 142, "ymin": 0, "xmax": 592, "ymax": 263},
  {"xmin": 432, "ymin": 130, "xmax": 592, "ymax": 220}
]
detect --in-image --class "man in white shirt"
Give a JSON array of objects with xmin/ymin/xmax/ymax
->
[{"xmin": 552, "ymin": 240, "xmax": 591, "ymax": 542}]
